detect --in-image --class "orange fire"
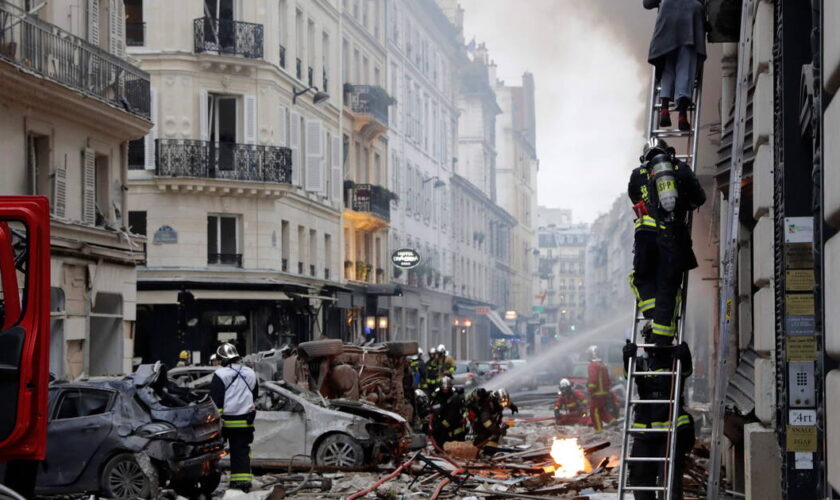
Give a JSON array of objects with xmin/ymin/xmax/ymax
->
[{"xmin": 549, "ymin": 438, "xmax": 589, "ymax": 478}]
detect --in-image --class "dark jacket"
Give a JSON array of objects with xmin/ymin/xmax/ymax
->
[
  {"xmin": 625, "ymin": 344, "xmax": 693, "ymax": 430},
  {"xmin": 644, "ymin": 0, "xmax": 707, "ymax": 66},
  {"xmin": 628, "ymin": 165, "xmax": 658, "ymax": 233}
]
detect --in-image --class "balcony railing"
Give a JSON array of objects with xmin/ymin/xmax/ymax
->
[
  {"xmin": 155, "ymin": 139, "xmax": 292, "ymax": 184},
  {"xmin": 346, "ymin": 183, "xmax": 392, "ymax": 222},
  {"xmin": 344, "ymin": 84, "xmax": 391, "ymax": 126},
  {"xmin": 278, "ymin": 44, "xmax": 286, "ymax": 68},
  {"xmin": 193, "ymin": 17, "xmax": 263, "ymax": 59},
  {"xmin": 0, "ymin": 3, "xmax": 150, "ymax": 118},
  {"xmin": 208, "ymin": 253, "xmax": 242, "ymax": 266},
  {"xmin": 126, "ymin": 22, "xmax": 145, "ymax": 46}
]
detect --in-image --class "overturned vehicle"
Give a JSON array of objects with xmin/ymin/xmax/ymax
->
[
  {"xmin": 249, "ymin": 380, "xmax": 422, "ymax": 468},
  {"xmin": 35, "ymin": 364, "xmax": 224, "ymax": 499},
  {"xmin": 279, "ymin": 340, "xmax": 419, "ymax": 422}
]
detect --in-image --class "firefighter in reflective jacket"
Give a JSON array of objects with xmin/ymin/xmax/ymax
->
[
  {"xmin": 623, "ymin": 333, "xmax": 695, "ymax": 500},
  {"xmin": 466, "ymin": 388, "xmax": 502, "ymax": 449},
  {"xmin": 423, "ymin": 347, "xmax": 442, "ymax": 392},
  {"xmin": 410, "ymin": 349, "xmax": 427, "ymax": 388},
  {"xmin": 629, "ymin": 138, "xmax": 706, "ymax": 345},
  {"xmin": 429, "ymin": 377, "xmax": 466, "ymax": 447},
  {"xmin": 627, "ymin": 160, "xmax": 659, "ymax": 320},
  {"xmin": 554, "ymin": 379, "xmax": 589, "ymax": 426},
  {"xmin": 210, "ymin": 343, "xmax": 259, "ymax": 492},
  {"xmin": 586, "ymin": 346, "xmax": 615, "ymax": 433}
]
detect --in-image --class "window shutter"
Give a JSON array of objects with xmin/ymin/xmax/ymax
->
[
  {"xmin": 53, "ymin": 162, "xmax": 67, "ymax": 219},
  {"xmin": 199, "ymin": 90, "xmax": 209, "ymax": 141},
  {"xmin": 244, "ymin": 94, "xmax": 257, "ymax": 144},
  {"xmin": 277, "ymin": 105, "xmax": 287, "ymax": 146},
  {"xmin": 304, "ymin": 120, "xmax": 324, "ymax": 193},
  {"xmin": 289, "ymin": 112, "xmax": 301, "ymax": 186},
  {"xmin": 331, "ymin": 135, "xmax": 342, "ymax": 202},
  {"xmin": 87, "ymin": 0, "xmax": 100, "ymax": 46},
  {"xmin": 82, "ymin": 148, "xmax": 96, "ymax": 225},
  {"xmin": 144, "ymin": 87, "xmax": 157, "ymax": 170},
  {"xmin": 109, "ymin": 0, "xmax": 125, "ymax": 57}
]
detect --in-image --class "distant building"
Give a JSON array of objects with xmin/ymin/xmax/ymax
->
[
  {"xmin": 0, "ymin": 0, "xmax": 151, "ymax": 377},
  {"xmin": 537, "ymin": 218, "xmax": 589, "ymax": 339},
  {"xmin": 538, "ymin": 207, "xmax": 573, "ymax": 228}
]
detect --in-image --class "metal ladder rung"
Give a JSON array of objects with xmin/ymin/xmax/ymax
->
[
  {"xmin": 635, "ymin": 343, "xmax": 677, "ymax": 349},
  {"xmin": 630, "ymin": 399, "xmax": 676, "ymax": 404},
  {"xmin": 628, "ymin": 427, "xmax": 673, "ymax": 434},
  {"xmin": 652, "ymin": 103, "xmax": 697, "ymax": 111},
  {"xmin": 623, "ymin": 456, "xmax": 670, "ymax": 463},
  {"xmin": 632, "ymin": 371, "xmax": 678, "ymax": 376},
  {"xmin": 623, "ymin": 486, "xmax": 668, "ymax": 492},
  {"xmin": 651, "ymin": 129, "xmax": 694, "ymax": 137}
]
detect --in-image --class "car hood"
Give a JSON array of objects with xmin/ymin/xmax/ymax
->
[{"xmin": 327, "ymin": 399, "xmax": 407, "ymax": 425}]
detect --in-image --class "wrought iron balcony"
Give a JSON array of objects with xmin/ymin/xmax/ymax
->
[
  {"xmin": 344, "ymin": 84, "xmax": 391, "ymax": 126},
  {"xmin": 0, "ymin": 3, "xmax": 150, "ymax": 118},
  {"xmin": 155, "ymin": 139, "xmax": 292, "ymax": 184},
  {"xmin": 193, "ymin": 17, "xmax": 263, "ymax": 59},
  {"xmin": 345, "ymin": 183, "xmax": 392, "ymax": 223},
  {"xmin": 208, "ymin": 253, "xmax": 242, "ymax": 266},
  {"xmin": 126, "ymin": 22, "xmax": 145, "ymax": 46}
]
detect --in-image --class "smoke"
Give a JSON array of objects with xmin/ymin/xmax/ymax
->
[{"xmin": 459, "ymin": 0, "xmax": 657, "ymax": 223}]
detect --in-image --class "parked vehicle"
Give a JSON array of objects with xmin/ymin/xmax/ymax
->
[
  {"xmin": 35, "ymin": 363, "xmax": 224, "ymax": 499},
  {"xmin": 284, "ymin": 340, "xmax": 418, "ymax": 422},
  {"xmin": 452, "ymin": 361, "xmax": 480, "ymax": 388},
  {"xmin": 249, "ymin": 380, "xmax": 422, "ymax": 468}
]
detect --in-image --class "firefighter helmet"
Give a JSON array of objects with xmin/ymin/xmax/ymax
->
[
  {"xmin": 587, "ymin": 345, "xmax": 601, "ymax": 361},
  {"xmin": 493, "ymin": 388, "xmax": 511, "ymax": 408},
  {"xmin": 216, "ymin": 342, "xmax": 240, "ymax": 361},
  {"xmin": 437, "ymin": 344, "xmax": 446, "ymax": 355},
  {"xmin": 559, "ymin": 378, "xmax": 572, "ymax": 390},
  {"xmin": 429, "ymin": 347, "xmax": 438, "ymax": 355},
  {"xmin": 178, "ymin": 350, "xmax": 190, "ymax": 360},
  {"xmin": 642, "ymin": 137, "xmax": 670, "ymax": 162},
  {"xmin": 441, "ymin": 376, "xmax": 453, "ymax": 391}
]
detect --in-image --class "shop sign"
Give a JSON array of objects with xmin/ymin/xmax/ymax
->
[{"xmin": 391, "ymin": 248, "xmax": 421, "ymax": 269}]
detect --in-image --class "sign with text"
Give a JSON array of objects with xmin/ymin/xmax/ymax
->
[
  {"xmin": 784, "ymin": 217, "xmax": 814, "ymax": 243},
  {"xmin": 789, "ymin": 410, "xmax": 817, "ymax": 426},
  {"xmin": 476, "ymin": 306, "xmax": 491, "ymax": 315},
  {"xmin": 786, "ymin": 425, "xmax": 817, "ymax": 452},
  {"xmin": 391, "ymin": 248, "xmax": 421, "ymax": 269}
]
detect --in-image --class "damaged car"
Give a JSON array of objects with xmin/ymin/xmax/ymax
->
[
  {"xmin": 35, "ymin": 363, "xmax": 224, "ymax": 499},
  {"xmin": 283, "ymin": 340, "xmax": 418, "ymax": 422},
  {"xmin": 249, "ymin": 380, "xmax": 423, "ymax": 468}
]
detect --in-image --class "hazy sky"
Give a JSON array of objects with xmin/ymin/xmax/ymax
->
[{"xmin": 459, "ymin": 0, "xmax": 657, "ymax": 224}]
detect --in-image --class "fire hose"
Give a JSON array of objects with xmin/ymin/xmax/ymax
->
[{"xmin": 345, "ymin": 451, "xmax": 421, "ymax": 500}]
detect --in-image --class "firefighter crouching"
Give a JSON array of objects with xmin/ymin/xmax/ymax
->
[
  {"xmin": 623, "ymin": 332, "xmax": 696, "ymax": 500},
  {"xmin": 429, "ymin": 377, "xmax": 467, "ymax": 447},
  {"xmin": 586, "ymin": 346, "xmax": 616, "ymax": 433},
  {"xmin": 554, "ymin": 378, "xmax": 589, "ymax": 426},
  {"xmin": 210, "ymin": 343, "xmax": 259, "ymax": 492},
  {"xmin": 466, "ymin": 387, "xmax": 517, "ymax": 450}
]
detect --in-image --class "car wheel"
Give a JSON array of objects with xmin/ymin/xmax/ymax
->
[
  {"xmin": 171, "ymin": 471, "xmax": 222, "ymax": 499},
  {"xmin": 298, "ymin": 339, "xmax": 344, "ymax": 358},
  {"xmin": 100, "ymin": 453, "xmax": 152, "ymax": 499},
  {"xmin": 315, "ymin": 434, "xmax": 365, "ymax": 468},
  {"xmin": 384, "ymin": 341, "xmax": 419, "ymax": 356}
]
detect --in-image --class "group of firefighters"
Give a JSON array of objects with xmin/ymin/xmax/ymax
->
[{"xmin": 552, "ymin": 345, "xmax": 618, "ymax": 433}]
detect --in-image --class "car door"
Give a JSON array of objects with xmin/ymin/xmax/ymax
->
[
  {"xmin": 37, "ymin": 387, "xmax": 116, "ymax": 488},
  {"xmin": 251, "ymin": 388, "xmax": 307, "ymax": 462}
]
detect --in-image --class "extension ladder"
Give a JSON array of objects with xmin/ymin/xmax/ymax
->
[{"xmin": 616, "ymin": 60, "xmax": 704, "ymax": 499}]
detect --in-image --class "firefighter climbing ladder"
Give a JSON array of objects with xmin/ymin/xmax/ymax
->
[
  {"xmin": 706, "ymin": 0, "xmax": 755, "ymax": 498},
  {"xmin": 616, "ymin": 57, "xmax": 705, "ymax": 500}
]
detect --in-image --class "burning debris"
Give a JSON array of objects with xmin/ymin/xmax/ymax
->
[{"xmin": 548, "ymin": 438, "xmax": 589, "ymax": 478}]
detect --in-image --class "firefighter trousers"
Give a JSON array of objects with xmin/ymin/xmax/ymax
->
[
  {"xmin": 629, "ymin": 230, "xmax": 658, "ymax": 319},
  {"xmin": 628, "ymin": 424, "xmax": 695, "ymax": 500},
  {"xmin": 651, "ymin": 240, "xmax": 684, "ymax": 344},
  {"xmin": 589, "ymin": 394, "xmax": 616, "ymax": 433},
  {"xmin": 223, "ymin": 413, "xmax": 255, "ymax": 487}
]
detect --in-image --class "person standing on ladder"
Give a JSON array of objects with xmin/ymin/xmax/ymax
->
[
  {"xmin": 210, "ymin": 343, "xmax": 259, "ymax": 492},
  {"xmin": 622, "ymin": 332, "xmax": 696, "ymax": 499},
  {"xmin": 628, "ymin": 157, "xmax": 662, "ymax": 321},
  {"xmin": 636, "ymin": 139, "xmax": 706, "ymax": 346},
  {"xmin": 643, "ymin": 0, "xmax": 707, "ymax": 131},
  {"xmin": 586, "ymin": 346, "xmax": 616, "ymax": 433}
]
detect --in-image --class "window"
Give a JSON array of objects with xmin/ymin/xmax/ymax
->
[
  {"xmin": 309, "ymin": 229, "xmax": 317, "ymax": 276},
  {"xmin": 54, "ymin": 389, "xmax": 112, "ymax": 420},
  {"xmin": 207, "ymin": 215, "xmax": 241, "ymax": 266},
  {"xmin": 125, "ymin": 0, "xmax": 144, "ymax": 46},
  {"xmin": 94, "ymin": 153, "xmax": 110, "ymax": 223},
  {"xmin": 281, "ymin": 220, "xmax": 290, "ymax": 272},
  {"xmin": 26, "ymin": 134, "xmax": 51, "ymax": 200},
  {"xmin": 297, "ymin": 225, "xmax": 305, "ymax": 274},
  {"xmin": 128, "ymin": 211, "xmax": 147, "ymax": 236},
  {"xmin": 324, "ymin": 233, "xmax": 332, "ymax": 280}
]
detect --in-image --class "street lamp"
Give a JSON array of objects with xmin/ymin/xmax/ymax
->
[
  {"xmin": 293, "ymin": 86, "xmax": 330, "ymax": 105},
  {"xmin": 422, "ymin": 176, "xmax": 446, "ymax": 188}
]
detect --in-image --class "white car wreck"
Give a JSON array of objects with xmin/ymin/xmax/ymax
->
[{"xmin": 248, "ymin": 380, "xmax": 423, "ymax": 468}]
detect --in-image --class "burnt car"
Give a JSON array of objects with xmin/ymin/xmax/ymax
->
[
  {"xmin": 35, "ymin": 364, "xmax": 224, "ymax": 499},
  {"xmin": 247, "ymin": 380, "xmax": 422, "ymax": 468},
  {"xmin": 283, "ymin": 340, "xmax": 418, "ymax": 422}
]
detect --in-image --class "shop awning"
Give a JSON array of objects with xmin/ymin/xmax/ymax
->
[
  {"xmin": 189, "ymin": 290, "xmax": 290, "ymax": 301},
  {"xmin": 486, "ymin": 310, "xmax": 516, "ymax": 337},
  {"xmin": 137, "ymin": 290, "xmax": 180, "ymax": 304}
]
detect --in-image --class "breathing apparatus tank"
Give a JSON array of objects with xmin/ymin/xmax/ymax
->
[{"xmin": 649, "ymin": 152, "xmax": 678, "ymax": 213}]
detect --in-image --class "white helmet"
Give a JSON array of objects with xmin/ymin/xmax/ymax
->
[
  {"xmin": 437, "ymin": 344, "xmax": 446, "ymax": 354},
  {"xmin": 587, "ymin": 345, "xmax": 600, "ymax": 361},
  {"xmin": 429, "ymin": 347, "xmax": 438, "ymax": 355},
  {"xmin": 559, "ymin": 378, "xmax": 572, "ymax": 390},
  {"xmin": 216, "ymin": 342, "xmax": 240, "ymax": 360},
  {"xmin": 418, "ymin": 348, "xmax": 424, "ymax": 355}
]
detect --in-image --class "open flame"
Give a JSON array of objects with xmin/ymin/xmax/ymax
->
[{"xmin": 549, "ymin": 438, "xmax": 588, "ymax": 478}]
